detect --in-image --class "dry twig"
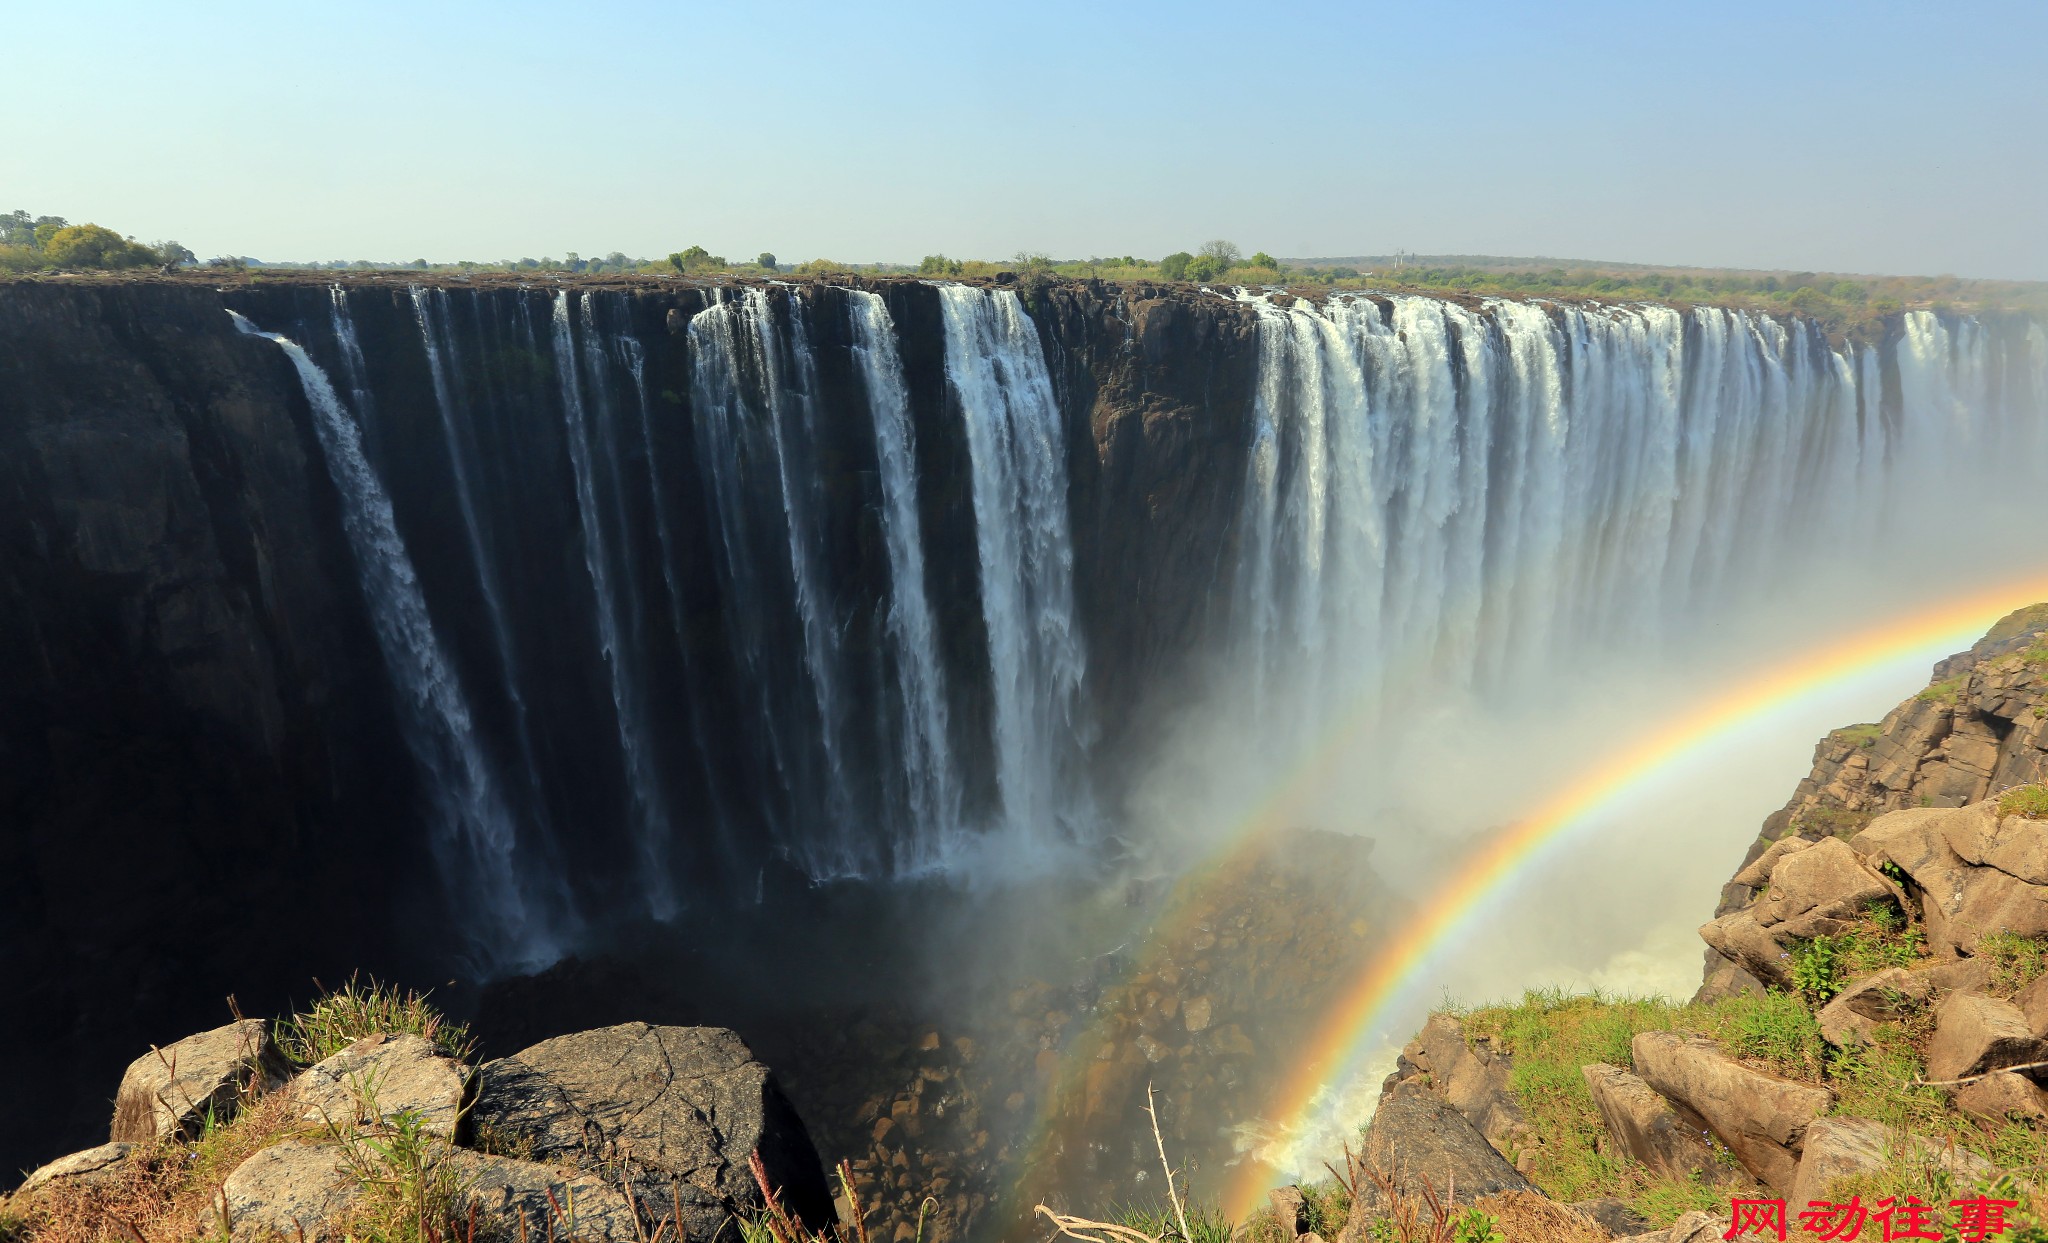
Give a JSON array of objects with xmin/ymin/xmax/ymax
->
[{"xmin": 1145, "ymin": 1082, "xmax": 1192, "ymax": 1243}]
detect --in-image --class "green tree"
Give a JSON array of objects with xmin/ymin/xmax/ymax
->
[
  {"xmin": 43, "ymin": 223, "xmax": 156, "ymax": 269},
  {"xmin": 667, "ymin": 245, "xmax": 724, "ymax": 273},
  {"xmin": 1250, "ymin": 251, "xmax": 1278, "ymax": 269},
  {"xmin": 1159, "ymin": 251, "xmax": 1193, "ymax": 280},
  {"xmin": 154, "ymin": 240, "xmax": 196, "ymax": 268},
  {"xmin": 919, "ymin": 254, "xmax": 961, "ymax": 276},
  {"xmin": 756, "ymin": 252, "xmax": 777, "ymax": 270},
  {"xmin": 1199, "ymin": 239, "xmax": 1242, "ymax": 268}
]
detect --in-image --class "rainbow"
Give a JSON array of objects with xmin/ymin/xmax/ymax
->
[{"xmin": 1223, "ymin": 577, "xmax": 2048, "ymax": 1219}]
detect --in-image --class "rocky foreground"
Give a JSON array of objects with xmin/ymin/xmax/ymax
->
[
  {"xmin": 1246, "ymin": 605, "xmax": 2048, "ymax": 1242},
  {"xmin": 1, "ymin": 1002, "xmax": 833, "ymax": 1243}
]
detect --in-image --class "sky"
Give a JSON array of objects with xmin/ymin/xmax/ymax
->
[{"xmin": 6, "ymin": 0, "xmax": 2046, "ymax": 278}]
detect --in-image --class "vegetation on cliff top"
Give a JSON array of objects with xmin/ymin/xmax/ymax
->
[{"xmin": 0, "ymin": 210, "xmax": 193, "ymax": 275}]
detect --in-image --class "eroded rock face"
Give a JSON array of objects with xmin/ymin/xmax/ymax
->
[
  {"xmin": 1412, "ymin": 1014, "xmax": 1525, "ymax": 1150},
  {"xmin": 1629, "ymin": 1032, "xmax": 1831, "ymax": 1191},
  {"xmin": 1854, "ymin": 804, "xmax": 2048, "ymax": 956},
  {"xmin": 1925, "ymin": 992, "xmax": 2048, "ymax": 1083},
  {"xmin": 286, "ymin": 1032, "xmax": 470, "ymax": 1139},
  {"xmin": 1788, "ymin": 1116, "xmax": 1988, "ymax": 1213},
  {"xmin": 110, "ymin": 1019, "xmax": 289, "ymax": 1143},
  {"xmin": 471, "ymin": 1023, "xmax": 831, "ymax": 1237},
  {"xmin": 1340, "ymin": 1081, "xmax": 1531, "ymax": 1231},
  {"xmin": 1580, "ymin": 1063, "xmax": 1733, "ymax": 1184},
  {"xmin": 1698, "ymin": 910, "xmax": 1794, "ymax": 991}
]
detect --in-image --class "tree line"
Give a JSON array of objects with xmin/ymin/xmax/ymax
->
[{"xmin": 0, "ymin": 210, "xmax": 195, "ymax": 274}]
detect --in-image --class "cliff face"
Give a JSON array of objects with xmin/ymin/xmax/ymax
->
[
  {"xmin": 0, "ymin": 275, "xmax": 1265, "ymax": 1182},
  {"xmin": 0, "ymin": 283, "xmax": 436, "ymax": 1179}
]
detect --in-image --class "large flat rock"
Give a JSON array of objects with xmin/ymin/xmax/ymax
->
[{"xmin": 471, "ymin": 1022, "xmax": 830, "ymax": 1237}]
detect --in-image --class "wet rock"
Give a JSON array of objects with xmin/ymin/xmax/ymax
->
[
  {"xmin": 1925, "ymin": 992, "xmax": 2048, "ymax": 1082},
  {"xmin": 1580, "ymin": 1062, "xmax": 1730, "ymax": 1183},
  {"xmin": 287, "ymin": 1032, "xmax": 470, "ymax": 1138},
  {"xmin": 1182, "ymin": 996, "xmax": 1213, "ymax": 1032},
  {"xmin": 1629, "ymin": 1031, "xmax": 1830, "ymax": 1191},
  {"xmin": 471, "ymin": 1023, "xmax": 831, "ymax": 1236},
  {"xmin": 111, "ymin": 1019, "xmax": 289, "ymax": 1143}
]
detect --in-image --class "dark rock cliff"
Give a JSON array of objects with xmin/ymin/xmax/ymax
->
[{"xmin": 0, "ymin": 274, "xmax": 1265, "ymax": 1184}]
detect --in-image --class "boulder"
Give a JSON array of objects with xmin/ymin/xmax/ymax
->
[
  {"xmin": 1954, "ymin": 1070, "xmax": 2048, "ymax": 1126},
  {"xmin": 1818, "ymin": 958, "xmax": 1995, "ymax": 1047},
  {"xmin": 1732, "ymin": 837, "xmax": 1814, "ymax": 890},
  {"xmin": 1339, "ymin": 1080, "xmax": 1530, "ymax": 1229},
  {"xmin": 1694, "ymin": 953, "xmax": 1766, "ymax": 1005},
  {"xmin": 11, "ymin": 1142, "xmax": 138, "ymax": 1204},
  {"xmin": 212, "ymin": 1140, "xmax": 360, "ymax": 1243},
  {"xmin": 471, "ymin": 1023, "xmax": 830, "ymax": 1237},
  {"xmin": 1853, "ymin": 807, "xmax": 2048, "ymax": 955},
  {"xmin": 1925, "ymin": 992, "xmax": 2048, "ymax": 1082},
  {"xmin": 1750, "ymin": 837, "xmax": 1893, "ymax": 940},
  {"xmin": 1698, "ymin": 911, "xmax": 1794, "ymax": 991},
  {"xmin": 1268, "ymin": 1185, "xmax": 1310, "ymax": 1238},
  {"xmin": 111, "ymin": 1018, "xmax": 290, "ymax": 1143},
  {"xmin": 287, "ymin": 1032, "xmax": 470, "ymax": 1138},
  {"xmin": 1414, "ymin": 1014, "xmax": 1524, "ymax": 1148},
  {"xmin": 1579, "ymin": 1063, "xmax": 1732, "ymax": 1183},
  {"xmin": 2015, "ymin": 972, "xmax": 2048, "ymax": 1036},
  {"xmin": 1629, "ymin": 1032, "xmax": 1831, "ymax": 1191},
  {"xmin": 1788, "ymin": 1116, "xmax": 1988, "ymax": 1212},
  {"xmin": 445, "ymin": 1149, "xmax": 643, "ymax": 1242},
  {"xmin": 1943, "ymin": 803, "xmax": 2048, "ymax": 883}
]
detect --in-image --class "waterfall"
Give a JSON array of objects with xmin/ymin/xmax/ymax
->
[
  {"xmin": 550, "ymin": 291, "xmax": 677, "ymax": 918},
  {"xmin": 229, "ymin": 309, "xmax": 551, "ymax": 968},
  {"xmin": 936, "ymin": 284, "xmax": 1095, "ymax": 853},
  {"xmin": 1228, "ymin": 291, "xmax": 2045, "ymax": 738},
  {"xmin": 848, "ymin": 289, "xmax": 959, "ymax": 866}
]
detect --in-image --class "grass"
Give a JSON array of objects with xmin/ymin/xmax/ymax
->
[
  {"xmin": 9, "ymin": 982, "xmax": 490, "ymax": 1243},
  {"xmin": 2000, "ymin": 786, "xmax": 2048, "ymax": 820},
  {"xmin": 1832, "ymin": 723, "xmax": 1883, "ymax": 748},
  {"xmin": 1978, "ymin": 931, "xmax": 2048, "ymax": 996},
  {"xmin": 1788, "ymin": 904, "xmax": 1928, "ymax": 1004},
  {"xmin": 1790, "ymin": 805, "xmax": 1878, "ymax": 839},
  {"xmin": 1917, "ymin": 674, "xmax": 1968, "ymax": 706},
  {"xmin": 275, "ymin": 974, "xmax": 475, "ymax": 1065}
]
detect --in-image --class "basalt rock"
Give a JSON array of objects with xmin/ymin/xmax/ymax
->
[
  {"xmin": 1580, "ymin": 1063, "xmax": 1733, "ymax": 1184},
  {"xmin": 1339, "ymin": 1080, "xmax": 1532, "ymax": 1234},
  {"xmin": 470, "ymin": 1023, "xmax": 831, "ymax": 1237},
  {"xmin": 285, "ymin": 1032, "xmax": 471, "ymax": 1139}
]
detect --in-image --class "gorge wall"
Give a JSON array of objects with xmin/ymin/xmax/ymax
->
[{"xmin": 3, "ymin": 274, "xmax": 2043, "ymax": 1184}]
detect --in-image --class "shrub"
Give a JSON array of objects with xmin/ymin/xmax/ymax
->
[
  {"xmin": 668, "ymin": 245, "xmax": 725, "ymax": 274},
  {"xmin": 1159, "ymin": 251, "xmax": 1193, "ymax": 280},
  {"xmin": 757, "ymin": 252, "xmax": 778, "ymax": 270}
]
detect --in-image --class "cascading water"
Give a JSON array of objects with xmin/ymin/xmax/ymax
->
[
  {"xmin": 848, "ymin": 289, "xmax": 960, "ymax": 865},
  {"xmin": 551, "ymin": 291, "xmax": 678, "ymax": 918},
  {"xmin": 936, "ymin": 285, "xmax": 1096, "ymax": 855},
  {"xmin": 220, "ymin": 280, "xmax": 2043, "ymax": 962},
  {"xmin": 228, "ymin": 309, "xmax": 553, "ymax": 969},
  {"xmin": 1227, "ymin": 292, "xmax": 2041, "ymax": 744}
]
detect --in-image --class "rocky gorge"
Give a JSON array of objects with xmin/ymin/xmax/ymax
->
[{"xmin": 6, "ymin": 268, "xmax": 2048, "ymax": 1242}]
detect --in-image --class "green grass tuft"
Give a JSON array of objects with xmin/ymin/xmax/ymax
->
[
  {"xmin": 1999, "ymin": 786, "xmax": 2048, "ymax": 820},
  {"xmin": 275, "ymin": 974, "xmax": 474, "ymax": 1066}
]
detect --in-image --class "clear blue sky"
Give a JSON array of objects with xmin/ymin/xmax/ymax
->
[{"xmin": 7, "ymin": 0, "xmax": 2045, "ymax": 277}]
